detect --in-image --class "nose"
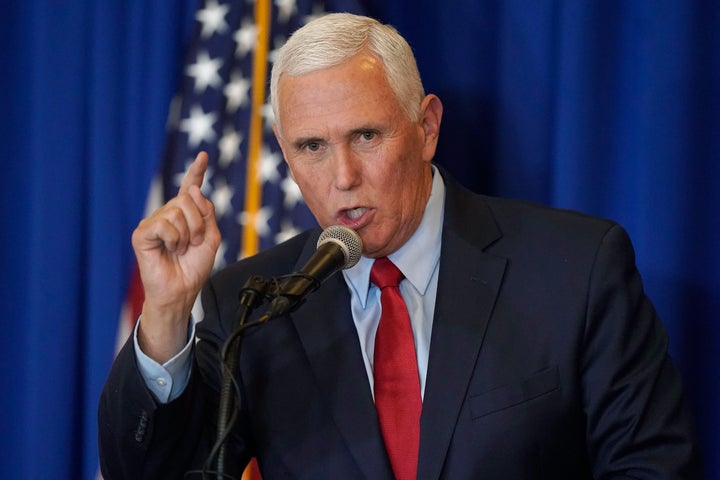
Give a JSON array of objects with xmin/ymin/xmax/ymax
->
[{"xmin": 331, "ymin": 145, "xmax": 361, "ymax": 191}]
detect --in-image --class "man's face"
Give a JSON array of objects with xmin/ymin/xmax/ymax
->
[{"xmin": 274, "ymin": 52, "xmax": 442, "ymax": 258}]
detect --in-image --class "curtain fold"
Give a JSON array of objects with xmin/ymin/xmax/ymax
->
[{"xmin": 0, "ymin": 1, "xmax": 198, "ymax": 478}]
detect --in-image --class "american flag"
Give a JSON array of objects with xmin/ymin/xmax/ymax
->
[
  {"xmin": 117, "ymin": 0, "xmax": 368, "ymax": 348},
  {"xmin": 166, "ymin": 0, "xmax": 323, "ymax": 268},
  {"xmin": 111, "ymin": 0, "xmax": 365, "ymax": 478}
]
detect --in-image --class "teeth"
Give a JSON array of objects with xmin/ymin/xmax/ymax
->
[{"xmin": 346, "ymin": 207, "xmax": 366, "ymax": 219}]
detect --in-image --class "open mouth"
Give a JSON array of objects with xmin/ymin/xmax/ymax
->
[{"xmin": 345, "ymin": 207, "xmax": 367, "ymax": 220}]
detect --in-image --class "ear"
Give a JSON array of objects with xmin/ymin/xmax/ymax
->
[{"xmin": 419, "ymin": 94, "xmax": 443, "ymax": 162}]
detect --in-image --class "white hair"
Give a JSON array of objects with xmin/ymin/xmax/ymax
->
[{"xmin": 270, "ymin": 13, "xmax": 425, "ymax": 128}]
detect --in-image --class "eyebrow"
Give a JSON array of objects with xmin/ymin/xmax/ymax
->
[{"xmin": 349, "ymin": 126, "xmax": 381, "ymax": 136}]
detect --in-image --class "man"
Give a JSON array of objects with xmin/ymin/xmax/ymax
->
[{"xmin": 99, "ymin": 13, "xmax": 701, "ymax": 479}]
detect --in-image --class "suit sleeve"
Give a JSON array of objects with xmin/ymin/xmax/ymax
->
[
  {"xmin": 581, "ymin": 225, "xmax": 702, "ymax": 479},
  {"xmin": 97, "ymin": 277, "xmax": 254, "ymax": 479},
  {"xmin": 97, "ymin": 336, "xmax": 213, "ymax": 480}
]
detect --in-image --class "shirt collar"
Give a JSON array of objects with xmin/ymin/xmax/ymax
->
[{"xmin": 343, "ymin": 166, "xmax": 446, "ymax": 307}]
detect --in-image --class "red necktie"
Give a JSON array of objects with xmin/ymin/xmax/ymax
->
[{"xmin": 371, "ymin": 257, "xmax": 421, "ymax": 480}]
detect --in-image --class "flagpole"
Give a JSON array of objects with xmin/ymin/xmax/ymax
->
[
  {"xmin": 241, "ymin": 0, "xmax": 271, "ymax": 259},
  {"xmin": 241, "ymin": 2, "xmax": 271, "ymax": 479}
]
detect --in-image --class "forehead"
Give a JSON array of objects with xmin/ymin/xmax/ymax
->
[{"xmin": 276, "ymin": 53, "xmax": 404, "ymax": 136}]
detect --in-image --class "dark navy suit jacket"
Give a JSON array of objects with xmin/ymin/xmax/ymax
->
[{"xmin": 99, "ymin": 173, "xmax": 701, "ymax": 479}]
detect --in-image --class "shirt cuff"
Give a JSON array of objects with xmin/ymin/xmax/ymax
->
[{"xmin": 134, "ymin": 317, "xmax": 195, "ymax": 403}]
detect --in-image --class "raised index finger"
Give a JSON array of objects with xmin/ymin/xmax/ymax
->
[{"xmin": 179, "ymin": 151, "xmax": 209, "ymax": 195}]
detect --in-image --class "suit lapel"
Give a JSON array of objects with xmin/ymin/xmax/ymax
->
[
  {"xmin": 417, "ymin": 176, "xmax": 507, "ymax": 479},
  {"xmin": 289, "ymin": 236, "xmax": 393, "ymax": 479},
  {"xmin": 285, "ymin": 174, "xmax": 506, "ymax": 479}
]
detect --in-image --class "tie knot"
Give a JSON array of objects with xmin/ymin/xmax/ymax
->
[{"xmin": 370, "ymin": 257, "xmax": 404, "ymax": 289}]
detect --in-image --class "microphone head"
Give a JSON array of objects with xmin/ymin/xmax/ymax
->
[{"xmin": 317, "ymin": 225, "xmax": 363, "ymax": 269}]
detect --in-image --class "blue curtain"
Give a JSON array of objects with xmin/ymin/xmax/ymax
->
[
  {"xmin": 1, "ymin": 1, "xmax": 717, "ymax": 478},
  {"xmin": 368, "ymin": 0, "xmax": 720, "ymax": 475},
  {"xmin": 0, "ymin": 1, "xmax": 198, "ymax": 478}
]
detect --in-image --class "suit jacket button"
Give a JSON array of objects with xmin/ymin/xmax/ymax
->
[{"xmin": 135, "ymin": 411, "xmax": 148, "ymax": 442}]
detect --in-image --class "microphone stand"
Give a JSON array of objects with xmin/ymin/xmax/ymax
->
[
  {"xmin": 192, "ymin": 226, "xmax": 361, "ymax": 478},
  {"xmin": 197, "ymin": 268, "xmax": 343, "ymax": 477},
  {"xmin": 207, "ymin": 275, "xmax": 270, "ymax": 480}
]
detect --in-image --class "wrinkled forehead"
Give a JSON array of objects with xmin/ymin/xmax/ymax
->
[{"xmin": 274, "ymin": 52, "xmax": 396, "ymax": 133}]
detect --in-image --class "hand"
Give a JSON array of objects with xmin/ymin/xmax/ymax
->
[{"xmin": 132, "ymin": 152, "xmax": 221, "ymax": 362}]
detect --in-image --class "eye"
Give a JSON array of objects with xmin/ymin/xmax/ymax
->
[
  {"xmin": 354, "ymin": 129, "xmax": 380, "ymax": 144},
  {"xmin": 361, "ymin": 131, "xmax": 376, "ymax": 141},
  {"xmin": 297, "ymin": 140, "xmax": 324, "ymax": 154},
  {"xmin": 305, "ymin": 142, "xmax": 321, "ymax": 152}
]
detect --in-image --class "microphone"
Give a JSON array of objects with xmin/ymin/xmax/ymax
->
[{"xmin": 266, "ymin": 225, "xmax": 363, "ymax": 317}]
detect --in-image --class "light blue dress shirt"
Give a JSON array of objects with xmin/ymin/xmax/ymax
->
[
  {"xmin": 343, "ymin": 167, "xmax": 444, "ymax": 400},
  {"xmin": 136, "ymin": 167, "xmax": 445, "ymax": 403},
  {"xmin": 133, "ymin": 318, "xmax": 195, "ymax": 402}
]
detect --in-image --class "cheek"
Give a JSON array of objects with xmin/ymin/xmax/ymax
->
[
  {"xmin": 288, "ymin": 161, "xmax": 316, "ymax": 189},
  {"xmin": 291, "ymin": 168, "xmax": 333, "ymax": 214},
  {"xmin": 295, "ymin": 176, "xmax": 321, "ymax": 202}
]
